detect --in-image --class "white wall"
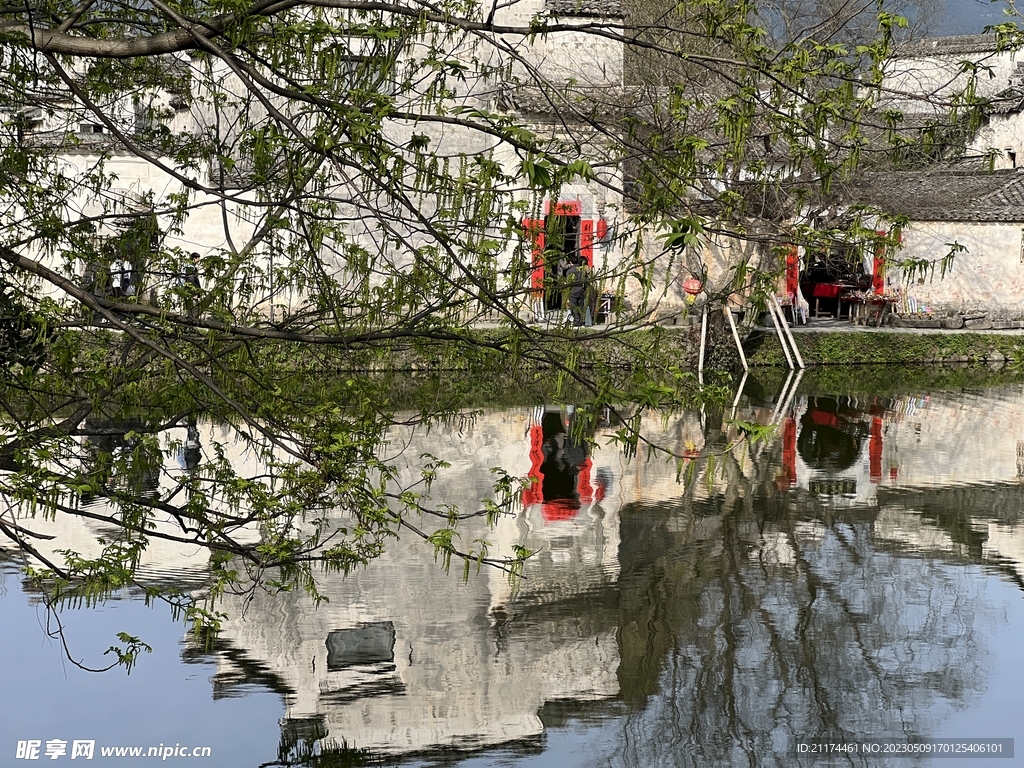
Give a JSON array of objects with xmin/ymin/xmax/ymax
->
[
  {"xmin": 971, "ymin": 112, "xmax": 1024, "ymax": 170},
  {"xmin": 884, "ymin": 45, "xmax": 1018, "ymax": 115},
  {"xmin": 891, "ymin": 219, "xmax": 1024, "ymax": 318}
]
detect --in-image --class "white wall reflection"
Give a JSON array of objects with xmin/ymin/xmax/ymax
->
[{"xmin": 5, "ymin": 385, "xmax": 1024, "ymax": 761}]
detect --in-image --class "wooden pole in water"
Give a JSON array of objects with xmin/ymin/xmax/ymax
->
[
  {"xmin": 723, "ymin": 305, "xmax": 748, "ymax": 372},
  {"xmin": 771, "ymin": 370, "xmax": 795, "ymax": 425},
  {"xmin": 768, "ymin": 300, "xmax": 794, "ymax": 370},
  {"xmin": 731, "ymin": 371, "xmax": 748, "ymax": 418},
  {"xmin": 698, "ymin": 304, "xmax": 708, "ymax": 385},
  {"xmin": 772, "ymin": 296, "xmax": 805, "ymax": 369},
  {"xmin": 778, "ymin": 367, "xmax": 804, "ymax": 418}
]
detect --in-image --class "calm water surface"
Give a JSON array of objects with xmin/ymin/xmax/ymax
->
[{"xmin": 3, "ymin": 373, "xmax": 1024, "ymax": 767}]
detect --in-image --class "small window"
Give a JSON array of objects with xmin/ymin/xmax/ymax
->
[
  {"xmin": 326, "ymin": 622, "xmax": 395, "ymax": 670},
  {"xmin": 80, "ymin": 123, "xmax": 104, "ymax": 134},
  {"xmin": 134, "ymin": 101, "xmax": 155, "ymax": 135}
]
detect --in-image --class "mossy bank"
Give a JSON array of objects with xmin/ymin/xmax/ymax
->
[
  {"xmin": 245, "ymin": 325, "xmax": 708, "ymax": 374},
  {"xmin": 745, "ymin": 329, "xmax": 1024, "ymax": 367},
  {"xmin": 240, "ymin": 324, "xmax": 1024, "ymax": 375}
]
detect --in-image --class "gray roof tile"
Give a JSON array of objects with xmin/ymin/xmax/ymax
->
[
  {"xmin": 895, "ymin": 34, "xmax": 1001, "ymax": 59},
  {"xmin": 844, "ymin": 167, "xmax": 1024, "ymax": 222},
  {"xmin": 545, "ymin": 0, "xmax": 623, "ymax": 17},
  {"xmin": 988, "ymin": 88, "xmax": 1024, "ymax": 114}
]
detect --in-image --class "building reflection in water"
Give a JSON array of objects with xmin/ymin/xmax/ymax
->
[
  {"xmin": 7, "ymin": 385, "xmax": 1024, "ymax": 765},
  {"xmin": 193, "ymin": 388, "xmax": 1024, "ymax": 764},
  {"xmin": 209, "ymin": 404, "xmax": 632, "ymax": 757},
  {"xmin": 521, "ymin": 406, "xmax": 610, "ymax": 523},
  {"xmin": 4, "ymin": 414, "xmax": 225, "ymax": 587}
]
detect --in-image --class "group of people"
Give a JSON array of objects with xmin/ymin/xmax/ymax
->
[
  {"xmin": 94, "ymin": 252, "xmax": 203, "ymax": 315},
  {"xmin": 109, "ymin": 258, "xmax": 135, "ymax": 298}
]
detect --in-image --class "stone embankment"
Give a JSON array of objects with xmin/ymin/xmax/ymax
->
[
  {"xmin": 308, "ymin": 321, "xmax": 1024, "ymax": 373},
  {"xmin": 744, "ymin": 324, "xmax": 1024, "ymax": 367},
  {"xmin": 892, "ymin": 313, "xmax": 1024, "ymax": 331}
]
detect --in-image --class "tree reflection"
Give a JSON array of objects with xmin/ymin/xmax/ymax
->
[
  {"xmin": 184, "ymin": 397, "xmax": 1011, "ymax": 767},
  {"xmin": 609, "ymin": 407, "xmax": 992, "ymax": 768}
]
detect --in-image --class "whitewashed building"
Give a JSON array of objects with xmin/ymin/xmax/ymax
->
[
  {"xmin": 2, "ymin": 0, "xmax": 643, "ymax": 319},
  {"xmin": 842, "ymin": 35, "xmax": 1024, "ymax": 320}
]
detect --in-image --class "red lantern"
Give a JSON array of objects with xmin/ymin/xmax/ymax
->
[{"xmin": 683, "ymin": 277, "xmax": 703, "ymax": 296}]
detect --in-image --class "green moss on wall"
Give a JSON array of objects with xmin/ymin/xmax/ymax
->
[{"xmin": 745, "ymin": 330, "xmax": 1024, "ymax": 367}]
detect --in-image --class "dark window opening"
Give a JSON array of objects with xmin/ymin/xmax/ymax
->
[
  {"xmin": 326, "ymin": 622, "xmax": 395, "ymax": 670},
  {"xmin": 542, "ymin": 214, "xmax": 581, "ymax": 311}
]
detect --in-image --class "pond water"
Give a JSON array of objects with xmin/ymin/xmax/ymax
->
[{"xmin": 3, "ymin": 370, "xmax": 1024, "ymax": 767}]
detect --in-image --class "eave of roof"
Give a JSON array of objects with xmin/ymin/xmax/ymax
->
[
  {"xmin": 894, "ymin": 34, "xmax": 1001, "ymax": 59},
  {"xmin": 545, "ymin": 0, "xmax": 624, "ymax": 18},
  {"xmin": 844, "ymin": 166, "xmax": 1024, "ymax": 223}
]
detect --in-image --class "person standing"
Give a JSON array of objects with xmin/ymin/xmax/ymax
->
[
  {"xmin": 110, "ymin": 258, "xmax": 132, "ymax": 298},
  {"xmin": 120, "ymin": 258, "xmax": 135, "ymax": 298},
  {"xmin": 109, "ymin": 261, "xmax": 122, "ymax": 298},
  {"xmin": 566, "ymin": 256, "xmax": 586, "ymax": 326},
  {"xmin": 180, "ymin": 252, "xmax": 202, "ymax": 318}
]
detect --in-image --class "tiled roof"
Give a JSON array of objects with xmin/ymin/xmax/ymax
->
[
  {"xmin": 978, "ymin": 173, "xmax": 1024, "ymax": 208},
  {"xmin": 843, "ymin": 167, "xmax": 1024, "ymax": 222},
  {"xmin": 496, "ymin": 84, "xmax": 646, "ymax": 119},
  {"xmin": 894, "ymin": 34, "xmax": 1001, "ymax": 59},
  {"xmin": 545, "ymin": 0, "xmax": 623, "ymax": 17},
  {"xmin": 989, "ymin": 87, "xmax": 1024, "ymax": 115}
]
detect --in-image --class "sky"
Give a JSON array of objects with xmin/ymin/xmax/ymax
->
[{"xmin": 940, "ymin": 0, "xmax": 1016, "ymax": 34}]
